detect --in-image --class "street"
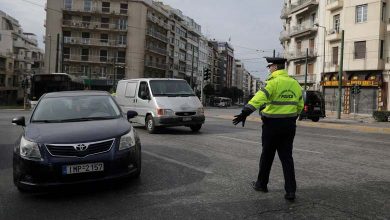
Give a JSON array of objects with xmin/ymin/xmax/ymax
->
[{"xmin": 0, "ymin": 109, "xmax": 389, "ymax": 220}]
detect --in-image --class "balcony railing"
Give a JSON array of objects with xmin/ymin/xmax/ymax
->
[
  {"xmin": 279, "ymin": 30, "xmax": 291, "ymax": 42},
  {"xmin": 290, "ymin": 22, "xmax": 318, "ymax": 37},
  {"xmin": 64, "ymin": 55, "xmax": 126, "ymax": 64},
  {"xmin": 293, "ymin": 74, "xmax": 317, "ymax": 83},
  {"xmin": 63, "ymin": 37, "xmax": 126, "ymax": 47},
  {"xmin": 62, "ymin": 20, "xmax": 127, "ymax": 32},
  {"xmin": 290, "ymin": 0, "xmax": 318, "ymax": 14},
  {"xmin": 326, "ymin": 0, "xmax": 343, "ymax": 11},
  {"xmin": 147, "ymin": 14, "xmax": 170, "ymax": 30},
  {"xmin": 13, "ymin": 40, "xmax": 27, "ymax": 49},
  {"xmin": 287, "ymin": 48, "xmax": 317, "ymax": 60},
  {"xmin": 280, "ymin": 7, "xmax": 290, "ymax": 19},
  {"xmin": 146, "ymin": 29, "xmax": 168, "ymax": 43},
  {"xmin": 326, "ymin": 29, "xmax": 341, "ymax": 42},
  {"xmin": 63, "ymin": 7, "xmax": 128, "ymax": 16},
  {"xmin": 146, "ymin": 45, "xmax": 167, "ymax": 56},
  {"xmin": 145, "ymin": 61, "xmax": 167, "ymax": 70}
]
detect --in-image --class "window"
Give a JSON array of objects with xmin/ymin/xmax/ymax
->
[
  {"xmin": 120, "ymin": 3, "xmax": 128, "ymax": 14},
  {"xmin": 117, "ymin": 51, "xmax": 126, "ymax": 63},
  {"xmin": 101, "ymin": 17, "xmax": 109, "ymax": 28},
  {"xmin": 297, "ymin": 41, "xmax": 302, "ymax": 52},
  {"xmin": 382, "ymin": 2, "xmax": 386, "ymax": 22},
  {"xmin": 64, "ymin": 0, "xmax": 72, "ymax": 10},
  {"xmin": 102, "ymin": 2, "xmax": 110, "ymax": 13},
  {"xmin": 125, "ymin": 82, "xmax": 137, "ymax": 98},
  {"xmin": 354, "ymin": 41, "xmax": 366, "ymax": 59},
  {"xmin": 63, "ymin": 47, "xmax": 70, "ymax": 59},
  {"xmin": 118, "ymin": 35, "xmax": 126, "ymax": 45},
  {"xmin": 310, "ymin": 13, "xmax": 316, "ymax": 26},
  {"xmin": 333, "ymin": 14, "xmax": 340, "ymax": 32},
  {"xmin": 84, "ymin": 0, "xmax": 92, "ymax": 11},
  {"xmin": 100, "ymin": 34, "xmax": 108, "ymax": 43},
  {"xmin": 296, "ymin": 64, "xmax": 301, "ymax": 75},
  {"xmin": 81, "ymin": 32, "xmax": 90, "ymax": 44},
  {"xmin": 82, "ymin": 16, "xmax": 91, "ymax": 27},
  {"xmin": 332, "ymin": 47, "xmax": 339, "ymax": 65},
  {"xmin": 380, "ymin": 40, "xmax": 384, "ymax": 59},
  {"xmin": 118, "ymin": 19, "xmax": 127, "ymax": 30},
  {"xmin": 100, "ymin": 50, "xmax": 108, "ymax": 62},
  {"xmin": 356, "ymin": 4, "xmax": 368, "ymax": 23},
  {"xmin": 308, "ymin": 63, "xmax": 314, "ymax": 74},
  {"xmin": 138, "ymin": 82, "xmax": 150, "ymax": 100},
  {"xmin": 81, "ymin": 48, "xmax": 89, "ymax": 61}
]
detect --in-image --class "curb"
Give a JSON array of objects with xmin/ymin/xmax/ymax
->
[{"xmin": 206, "ymin": 114, "xmax": 390, "ymax": 135}]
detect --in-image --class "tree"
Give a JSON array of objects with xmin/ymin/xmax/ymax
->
[{"xmin": 203, "ymin": 84, "xmax": 215, "ymax": 97}]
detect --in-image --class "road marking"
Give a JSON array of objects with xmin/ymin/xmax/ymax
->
[
  {"xmin": 216, "ymin": 135, "xmax": 324, "ymax": 155},
  {"xmin": 143, "ymin": 150, "xmax": 213, "ymax": 174},
  {"xmin": 298, "ymin": 131, "xmax": 390, "ymax": 145}
]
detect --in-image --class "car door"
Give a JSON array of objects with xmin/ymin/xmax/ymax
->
[
  {"xmin": 135, "ymin": 81, "xmax": 152, "ymax": 125},
  {"xmin": 119, "ymin": 81, "xmax": 138, "ymax": 111}
]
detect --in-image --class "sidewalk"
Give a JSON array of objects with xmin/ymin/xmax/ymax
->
[{"xmin": 205, "ymin": 107, "xmax": 390, "ymax": 134}]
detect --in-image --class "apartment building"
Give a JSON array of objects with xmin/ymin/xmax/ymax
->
[
  {"xmin": 45, "ymin": 0, "xmax": 203, "ymax": 90},
  {"xmin": 208, "ymin": 41, "xmax": 234, "ymax": 93},
  {"xmin": 208, "ymin": 41, "xmax": 221, "ymax": 93},
  {"xmin": 235, "ymin": 59, "xmax": 245, "ymax": 91},
  {"xmin": 321, "ymin": 0, "xmax": 390, "ymax": 113},
  {"xmin": 280, "ymin": 0, "xmax": 325, "ymax": 90},
  {"xmin": 0, "ymin": 10, "xmax": 44, "ymax": 104}
]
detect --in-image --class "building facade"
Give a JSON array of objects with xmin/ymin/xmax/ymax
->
[
  {"xmin": 45, "ymin": 0, "xmax": 204, "ymax": 90},
  {"xmin": 321, "ymin": 0, "xmax": 390, "ymax": 113},
  {"xmin": 280, "ymin": 0, "xmax": 325, "ymax": 90},
  {"xmin": 0, "ymin": 10, "xmax": 44, "ymax": 104}
]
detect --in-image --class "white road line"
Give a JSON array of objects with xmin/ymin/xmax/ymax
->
[
  {"xmin": 298, "ymin": 131, "xmax": 390, "ymax": 145},
  {"xmin": 216, "ymin": 135, "xmax": 324, "ymax": 155},
  {"xmin": 143, "ymin": 150, "xmax": 213, "ymax": 174}
]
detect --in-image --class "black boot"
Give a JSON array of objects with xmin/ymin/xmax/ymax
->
[
  {"xmin": 251, "ymin": 181, "xmax": 268, "ymax": 192},
  {"xmin": 284, "ymin": 192, "xmax": 295, "ymax": 201}
]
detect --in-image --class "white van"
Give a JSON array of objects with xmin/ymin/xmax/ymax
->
[{"xmin": 115, "ymin": 78, "xmax": 205, "ymax": 133}]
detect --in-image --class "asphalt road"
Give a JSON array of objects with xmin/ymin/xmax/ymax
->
[{"xmin": 0, "ymin": 109, "xmax": 389, "ymax": 220}]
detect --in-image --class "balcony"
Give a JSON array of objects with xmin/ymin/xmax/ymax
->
[
  {"xmin": 145, "ymin": 61, "xmax": 167, "ymax": 70},
  {"xmin": 325, "ymin": 62, "xmax": 340, "ymax": 73},
  {"xmin": 293, "ymin": 74, "xmax": 317, "ymax": 84},
  {"xmin": 387, "ymin": 18, "xmax": 390, "ymax": 32},
  {"xmin": 13, "ymin": 40, "xmax": 27, "ymax": 49},
  {"xmin": 63, "ymin": 7, "xmax": 128, "ymax": 17},
  {"xmin": 326, "ymin": 0, "xmax": 343, "ymax": 11},
  {"xmin": 145, "ymin": 45, "xmax": 167, "ymax": 56},
  {"xmin": 147, "ymin": 14, "xmax": 170, "ymax": 30},
  {"xmin": 280, "ymin": 7, "xmax": 290, "ymax": 19},
  {"xmin": 279, "ymin": 30, "xmax": 291, "ymax": 42},
  {"xmin": 146, "ymin": 29, "xmax": 168, "ymax": 43},
  {"xmin": 290, "ymin": 0, "xmax": 318, "ymax": 14},
  {"xmin": 64, "ymin": 55, "xmax": 125, "ymax": 64},
  {"xmin": 62, "ymin": 20, "xmax": 127, "ymax": 32},
  {"xmin": 290, "ymin": 23, "xmax": 318, "ymax": 38},
  {"xmin": 63, "ymin": 37, "xmax": 126, "ymax": 48},
  {"xmin": 326, "ymin": 29, "xmax": 341, "ymax": 42},
  {"xmin": 287, "ymin": 48, "xmax": 317, "ymax": 61}
]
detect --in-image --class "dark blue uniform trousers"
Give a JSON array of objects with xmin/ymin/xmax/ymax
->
[{"xmin": 257, "ymin": 116, "xmax": 297, "ymax": 193}]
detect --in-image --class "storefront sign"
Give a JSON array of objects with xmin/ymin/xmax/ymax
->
[{"xmin": 321, "ymin": 80, "xmax": 380, "ymax": 87}]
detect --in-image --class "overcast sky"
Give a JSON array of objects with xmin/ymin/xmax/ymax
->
[{"xmin": 0, "ymin": 0, "xmax": 284, "ymax": 80}]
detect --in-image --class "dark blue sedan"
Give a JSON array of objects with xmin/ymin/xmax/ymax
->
[{"xmin": 12, "ymin": 91, "xmax": 141, "ymax": 192}]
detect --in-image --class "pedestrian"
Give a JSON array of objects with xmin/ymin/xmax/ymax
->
[{"xmin": 232, "ymin": 57, "xmax": 304, "ymax": 201}]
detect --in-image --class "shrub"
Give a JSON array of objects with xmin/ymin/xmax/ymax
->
[{"xmin": 373, "ymin": 111, "xmax": 390, "ymax": 122}]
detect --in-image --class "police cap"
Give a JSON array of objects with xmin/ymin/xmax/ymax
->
[{"xmin": 265, "ymin": 57, "xmax": 287, "ymax": 68}]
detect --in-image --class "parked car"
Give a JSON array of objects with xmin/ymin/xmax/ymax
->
[
  {"xmin": 115, "ymin": 78, "xmax": 205, "ymax": 133},
  {"xmin": 12, "ymin": 91, "xmax": 141, "ymax": 192},
  {"xmin": 299, "ymin": 90, "xmax": 326, "ymax": 122}
]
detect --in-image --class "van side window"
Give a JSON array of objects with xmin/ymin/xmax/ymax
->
[
  {"xmin": 138, "ymin": 82, "xmax": 150, "ymax": 100},
  {"xmin": 125, "ymin": 82, "xmax": 137, "ymax": 98}
]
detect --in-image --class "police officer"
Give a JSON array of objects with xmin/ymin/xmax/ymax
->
[{"xmin": 233, "ymin": 57, "xmax": 303, "ymax": 201}]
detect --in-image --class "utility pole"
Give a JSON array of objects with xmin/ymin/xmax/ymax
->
[
  {"xmin": 55, "ymin": 33, "xmax": 59, "ymax": 73},
  {"xmin": 190, "ymin": 46, "xmax": 195, "ymax": 88},
  {"xmin": 273, "ymin": 50, "xmax": 276, "ymax": 58},
  {"xmin": 201, "ymin": 68, "xmax": 204, "ymax": 105},
  {"xmin": 337, "ymin": 30, "xmax": 345, "ymax": 119},
  {"xmin": 61, "ymin": 34, "xmax": 64, "ymax": 73},
  {"xmin": 304, "ymin": 48, "xmax": 308, "ymax": 92},
  {"xmin": 48, "ymin": 35, "xmax": 51, "ymax": 74}
]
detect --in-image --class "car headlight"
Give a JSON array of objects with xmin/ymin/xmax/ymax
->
[
  {"xmin": 119, "ymin": 129, "xmax": 136, "ymax": 151},
  {"xmin": 197, "ymin": 107, "xmax": 204, "ymax": 115},
  {"xmin": 20, "ymin": 136, "xmax": 42, "ymax": 160},
  {"xmin": 157, "ymin": 108, "xmax": 175, "ymax": 116}
]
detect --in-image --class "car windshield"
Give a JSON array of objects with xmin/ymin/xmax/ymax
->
[
  {"xmin": 149, "ymin": 80, "xmax": 195, "ymax": 97},
  {"xmin": 31, "ymin": 95, "xmax": 121, "ymax": 123}
]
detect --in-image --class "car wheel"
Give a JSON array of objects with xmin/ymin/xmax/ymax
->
[
  {"xmin": 298, "ymin": 115, "xmax": 303, "ymax": 121},
  {"xmin": 133, "ymin": 143, "xmax": 141, "ymax": 178},
  {"xmin": 145, "ymin": 115, "xmax": 157, "ymax": 134},
  {"xmin": 190, "ymin": 124, "xmax": 202, "ymax": 132},
  {"xmin": 311, "ymin": 117, "xmax": 320, "ymax": 122}
]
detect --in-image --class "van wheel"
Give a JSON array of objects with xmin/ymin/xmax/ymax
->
[
  {"xmin": 311, "ymin": 117, "xmax": 320, "ymax": 122},
  {"xmin": 146, "ymin": 115, "xmax": 157, "ymax": 134},
  {"xmin": 190, "ymin": 124, "xmax": 202, "ymax": 132}
]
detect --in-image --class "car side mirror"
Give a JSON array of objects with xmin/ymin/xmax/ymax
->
[
  {"xmin": 127, "ymin": 110, "xmax": 138, "ymax": 120},
  {"xmin": 12, "ymin": 116, "xmax": 26, "ymax": 127}
]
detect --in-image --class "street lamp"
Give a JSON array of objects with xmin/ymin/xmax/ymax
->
[{"xmin": 314, "ymin": 23, "xmax": 326, "ymax": 93}]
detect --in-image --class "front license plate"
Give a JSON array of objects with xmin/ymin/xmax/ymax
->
[
  {"xmin": 63, "ymin": 163, "xmax": 104, "ymax": 175},
  {"xmin": 183, "ymin": 117, "xmax": 192, "ymax": 122},
  {"xmin": 314, "ymin": 107, "xmax": 321, "ymax": 111}
]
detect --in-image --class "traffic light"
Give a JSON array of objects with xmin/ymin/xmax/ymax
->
[
  {"xmin": 351, "ymin": 85, "xmax": 361, "ymax": 95},
  {"xmin": 351, "ymin": 85, "xmax": 356, "ymax": 94},
  {"xmin": 203, "ymin": 68, "xmax": 211, "ymax": 81}
]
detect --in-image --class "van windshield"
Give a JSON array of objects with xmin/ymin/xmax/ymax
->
[{"xmin": 149, "ymin": 80, "xmax": 195, "ymax": 97}]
